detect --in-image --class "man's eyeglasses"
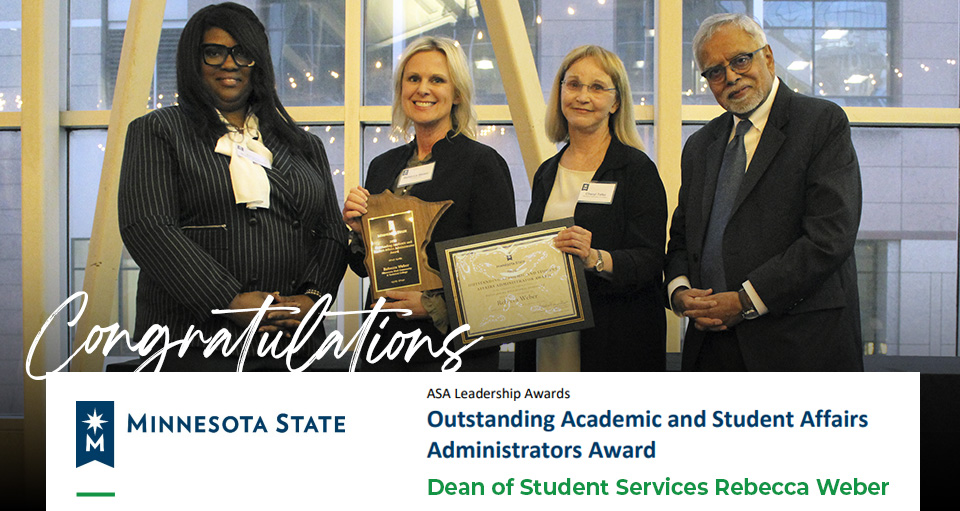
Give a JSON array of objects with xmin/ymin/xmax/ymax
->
[
  {"xmin": 561, "ymin": 79, "xmax": 617, "ymax": 96},
  {"xmin": 201, "ymin": 44, "xmax": 255, "ymax": 67},
  {"xmin": 700, "ymin": 46, "xmax": 766, "ymax": 84}
]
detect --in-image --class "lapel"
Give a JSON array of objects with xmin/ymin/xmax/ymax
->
[
  {"xmin": 731, "ymin": 82, "xmax": 790, "ymax": 213},
  {"xmin": 380, "ymin": 135, "xmax": 461, "ymax": 194},
  {"xmin": 419, "ymin": 133, "xmax": 457, "ymax": 187},
  {"xmin": 699, "ymin": 117, "xmax": 733, "ymax": 234},
  {"xmin": 535, "ymin": 137, "xmax": 630, "ymax": 226},
  {"xmin": 385, "ymin": 140, "xmax": 417, "ymax": 189},
  {"xmin": 538, "ymin": 136, "xmax": 629, "ymax": 193},
  {"xmin": 592, "ymin": 136, "xmax": 629, "ymax": 181},
  {"xmin": 261, "ymin": 132, "xmax": 301, "ymax": 216}
]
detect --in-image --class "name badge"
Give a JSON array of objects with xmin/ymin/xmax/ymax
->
[
  {"xmin": 396, "ymin": 162, "xmax": 435, "ymax": 187},
  {"xmin": 235, "ymin": 144, "xmax": 272, "ymax": 169},
  {"xmin": 577, "ymin": 181, "xmax": 617, "ymax": 204}
]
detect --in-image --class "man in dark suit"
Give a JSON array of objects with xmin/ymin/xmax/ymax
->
[{"xmin": 665, "ymin": 13, "xmax": 863, "ymax": 371}]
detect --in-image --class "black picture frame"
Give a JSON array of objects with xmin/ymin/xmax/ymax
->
[{"xmin": 436, "ymin": 218, "xmax": 593, "ymax": 349}]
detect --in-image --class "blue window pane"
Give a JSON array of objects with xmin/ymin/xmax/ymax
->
[
  {"xmin": 0, "ymin": 131, "xmax": 21, "ymax": 416},
  {"xmin": 815, "ymin": 1, "xmax": 887, "ymax": 28},
  {"xmin": 765, "ymin": 2, "xmax": 814, "ymax": 27}
]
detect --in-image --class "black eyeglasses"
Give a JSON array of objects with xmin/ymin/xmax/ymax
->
[
  {"xmin": 200, "ymin": 44, "xmax": 255, "ymax": 67},
  {"xmin": 700, "ymin": 46, "xmax": 766, "ymax": 83}
]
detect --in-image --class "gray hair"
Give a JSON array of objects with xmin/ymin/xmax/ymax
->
[{"xmin": 692, "ymin": 13, "xmax": 768, "ymax": 70}]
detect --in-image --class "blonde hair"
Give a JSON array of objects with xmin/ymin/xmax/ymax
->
[
  {"xmin": 391, "ymin": 36, "xmax": 478, "ymax": 141},
  {"xmin": 545, "ymin": 45, "xmax": 644, "ymax": 151}
]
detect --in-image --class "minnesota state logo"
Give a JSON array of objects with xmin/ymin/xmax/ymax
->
[{"xmin": 76, "ymin": 401, "xmax": 114, "ymax": 468}]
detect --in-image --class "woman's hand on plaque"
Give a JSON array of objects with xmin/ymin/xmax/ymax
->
[{"xmin": 342, "ymin": 186, "xmax": 370, "ymax": 232}]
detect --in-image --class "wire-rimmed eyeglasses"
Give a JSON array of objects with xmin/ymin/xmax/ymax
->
[{"xmin": 561, "ymin": 79, "xmax": 617, "ymax": 96}]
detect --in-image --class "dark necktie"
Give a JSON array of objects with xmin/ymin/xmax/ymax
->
[{"xmin": 701, "ymin": 119, "xmax": 752, "ymax": 292}]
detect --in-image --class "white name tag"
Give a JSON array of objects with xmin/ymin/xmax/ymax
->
[
  {"xmin": 396, "ymin": 162, "xmax": 435, "ymax": 187},
  {"xmin": 235, "ymin": 144, "xmax": 272, "ymax": 169},
  {"xmin": 577, "ymin": 181, "xmax": 617, "ymax": 204}
]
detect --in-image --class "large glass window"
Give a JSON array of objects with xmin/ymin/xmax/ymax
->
[
  {"xmin": 52, "ymin": 0, "xmax": 960, "ymax": 370},
  {"xmin": 364, "ymin": 0, "xmax": 540, "ymax": 106},
  {"xmin": 0, "ymin": 3, "xmax": 20, "ymax": 112},
  {"xmin": 69, "ymin": 0, "xmax": 345, "ymax": 110},
  {"xmin": 0, "ymin": 131, "xmax": 22, "ymax": 416},
  {"xmin": 363, "ymin": 1, "xmax": 656, "ymax": 107},
  {"xmin": 526, "ymin": 0, "xmax": 657, "ymax": 105},
  {"xmin": 682, "ymin": 0, "xmax": 960, "ymax": 107},
  {"xmin": 855, "ymin": 127, "xmax": 959, "ymax": 356}
]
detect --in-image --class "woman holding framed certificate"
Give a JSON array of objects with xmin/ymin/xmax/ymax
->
[
  {"xmin": 515, "ymin": 45, "xmax": 667, "ymax": 372},
  {"xmin": 342, "ymin": 36, "xmax": 517, "ymax": 371}
]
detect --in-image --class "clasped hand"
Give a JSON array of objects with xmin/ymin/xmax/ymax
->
[
  {"xmin": 673, "ymin": 288, "xmax": 743, "ymax": 331},
  {"xmin": 227, "ymin": 291, "xmax": 317, "ymax": 336}
]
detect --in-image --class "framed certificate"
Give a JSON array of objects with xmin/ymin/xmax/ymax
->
[{"xmin": 436, "ymin": 218, "xmax": 593, "ymax": 348}]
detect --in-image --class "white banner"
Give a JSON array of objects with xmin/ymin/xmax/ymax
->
[{"xmin": 47, "ymin": 372, "xmax": 919, "ymax": 510}]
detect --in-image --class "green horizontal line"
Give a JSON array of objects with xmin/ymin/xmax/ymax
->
[{"xmin": 77, "ymin": 492, "xmax": 115, "ymax": 497}]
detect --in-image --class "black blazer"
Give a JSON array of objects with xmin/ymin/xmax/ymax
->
[
  {"xmin": 517, "ymin": 136, "xmax": 667, "ymax": 371},
  {"xmin": 665, "ymin": 83, "xmax": 863, "ymax": 371},
  {"xmin": 118, "ymin": 106, "xmax": 348, "ymax": 350}
]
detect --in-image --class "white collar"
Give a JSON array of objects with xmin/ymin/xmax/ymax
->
[{"xmin": 734, "ymin": 76, "xmax": 780, "ymax": 135}]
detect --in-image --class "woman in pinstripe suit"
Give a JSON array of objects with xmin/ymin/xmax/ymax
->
[
  {"xmin": 342, "ymin": 37, "xmax": 517, "ymax": 371},
  {"xmin": 118, "ymin": 3, "xmax": 347, "ymax": 371}
]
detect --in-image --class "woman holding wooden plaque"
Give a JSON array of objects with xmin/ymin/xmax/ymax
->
[
  {"xmin": 342, "ymin": 36, "xmax": 517, "ymax": 371},
  {"xmin": 515, "ymin": 45, "xmax": 667, "ymax": 372}
]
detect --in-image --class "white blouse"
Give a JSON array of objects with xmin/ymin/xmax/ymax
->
[{"xmin": 536, "ymin": 163, "xmax": 596, "ymax": 372}]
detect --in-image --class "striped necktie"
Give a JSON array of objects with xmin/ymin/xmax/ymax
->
[{"xmin": 701, "ymin": 119, "xmax": 752, "ymax": 292}]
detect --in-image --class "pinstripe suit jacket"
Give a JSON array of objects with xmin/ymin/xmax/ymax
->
[{"xmin": 118, "ymin": 106, "xmax": 348, "ymax": 350}]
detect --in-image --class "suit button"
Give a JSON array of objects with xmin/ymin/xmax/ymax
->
[
  {"xmin": 310, "ymin": 228, "xmax": 321, "ymax": 239},
  {"xmin": 692, "ymin": 254, "xmax": 699, "ymax": 263},
  {"xmin": 250, "ymin": 277, "xmax": 260, "ymax": 285},
  {"xmin": 292, "ymin": 220, "xmax": 301, "ymax": 229},
  {"xmin": 248, "ymin": 217, "xmax": 258, "ymax": 226},
  {"xmin": 290, "ymin": 280, "xmax": 297, "ymax": 288}
]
